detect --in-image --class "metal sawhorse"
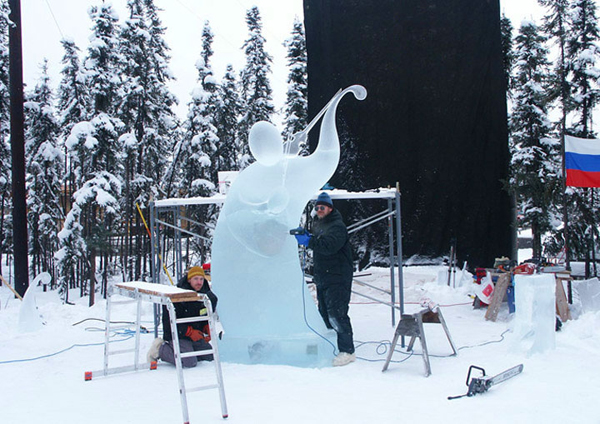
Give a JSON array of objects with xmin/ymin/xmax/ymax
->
[
  {"xmin": 84, "ymin": 281, "xmax": 228, "ymax": 423},
  {"xmin": 382, "ymin": 304, "xmax": 457, "ymax": 377}
]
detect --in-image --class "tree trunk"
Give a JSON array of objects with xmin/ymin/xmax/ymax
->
[{"xmin": 89, "ymin": 246, "xmax": 96, "ymax": 307}]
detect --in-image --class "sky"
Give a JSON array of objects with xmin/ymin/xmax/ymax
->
[
  {"xmin": 21, "ymin": 0, "xmax": 304, "ymax": 120},
  {"xmin": 500, "ymin": 0, "xmax": 545, "ymax": 25},
  {"xmin": 20, "ymin": 0, "xmax": 547, "ymax": 124}
]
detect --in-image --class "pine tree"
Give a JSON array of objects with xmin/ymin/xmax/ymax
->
[
  {"xmin": 538, "ymin": 0, "xmax": 573, "ymax": 265},
  {"xmin": 0, "ymin": 0, "xmax": 11, "ymax": 275},
  {"xmin": 238, "ymin": 6, "xmax": 275, "ymax": 168},
  {"xmin": 282, "ymin": 17, "xmax": 308, "ymax": 154},
  {"xmin": 215, "ymin": 64, "xmax": 242, "ymax": 173},
  {"xmin": 567, "ymin": 0, "xmax": 600, "ymax": 138},
  {"xmin": 55, "ymin": 201, "xmax": 86, "ymax": 303},
  {"xmin": 67, "ymin": 3, "xmax": 125, "ymax": 305},
  {"xmin": 509, "ymin": 20, "xmax": 560, "ymax": 258},
  {"xmin": 117, "ymin": 0, "xmax": 178, "ymax": 280},
  {"xmin": 57, "ymin": 38, "xmax": 90, "ymax": 216},
  {"xmin": 177, "ymin": 21, "xmax": 218, "ymax": 199},
  {"xmin": 54, "ymin": 38, "xmax": 91, "ymax": 298},
  {"xmin": 171, "ymin": 22, "xmax": 221, "ymax": 264},
  {"xmin": 500, "ymin": 14, "xmax": 515, "ymax": 96},
  {"xmin": 563, "ymin": 0, "xmax": 600, "ymax": 274},
  {"xmin": 199, "ymin": 22, "xmax": 221, "ymax": 185},
  {"xmin": 24, "ymin": 60, "xmax": 63, "ymax": 280}
]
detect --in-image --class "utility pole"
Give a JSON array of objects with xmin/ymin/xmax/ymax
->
[{"xmin": 8, "ymin": 0, "xmax": 28, "ymax": 297}]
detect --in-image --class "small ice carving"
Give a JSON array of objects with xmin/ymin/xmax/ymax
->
[
  {"xmin": 18, "ymin": 285, "xmax": 46, "ymax": 333},
  {"xmin": 512, "ymin": 274, "xmax": 556, "ymax": 355},
  {"xmin": 575, "ymin": 277, "xmax": 600, "ymax": 313}
]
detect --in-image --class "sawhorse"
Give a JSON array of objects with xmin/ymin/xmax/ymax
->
[
  {"xmin": 84, "ymin": 281, "xmax": 228, "ymax": 423},
  {"xmin": 382, "ymin": 305, "xmax": 457, "ymax": 377}
]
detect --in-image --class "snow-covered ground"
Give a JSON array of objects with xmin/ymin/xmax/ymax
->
[{"xmin": 1, "ymin": 266, "xmax": 599, "ymax": 424}]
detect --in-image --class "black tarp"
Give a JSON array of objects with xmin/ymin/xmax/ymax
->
[{"xmin": 303, "ymin": 0, "xmax": 513, "ymax": 268}]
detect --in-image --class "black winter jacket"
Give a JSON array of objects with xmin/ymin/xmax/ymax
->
[
  {"xmin": 309, "ymin": 209, "xmax": 353, "ymax": 286},
  {"xmin": 162, "ymin": 276, "xmax": 218, "ymax": 342}
]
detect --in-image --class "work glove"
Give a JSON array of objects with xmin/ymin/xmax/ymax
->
[
  {"xmin": 295, "ymin": 232, "xmax": 312, "ymax": 246},
  {"xmin": 202, "ymin": 324, "xmax": 212, "ymax": 342},
  {"xmin": 215, "ymin": 319, "xmax": 225, "ymax": 340},
  {"xmin": 213, "ymin": 312, "xmax": 225, "ymax": 340},
  {"xmin": 186, "ymin": 326, "xmax": 208, "ymax": 342}
]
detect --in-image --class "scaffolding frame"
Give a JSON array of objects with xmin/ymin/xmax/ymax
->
[{"xmin": 149, "ymin": 188, "xmax": 404, "ymax": 326}]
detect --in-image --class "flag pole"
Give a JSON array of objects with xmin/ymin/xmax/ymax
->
[{"xmin": 561, "ymin": 120, "xmax": 570, "ymax": 273}]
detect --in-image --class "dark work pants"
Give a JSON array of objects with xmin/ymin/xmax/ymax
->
[
  {"xmin": 316, "ymin": 281, "xmax": 355, "ymax": 354},
  {"xmin": 159, "ymin": 338, "xmax": 213, "ymax": 368}
]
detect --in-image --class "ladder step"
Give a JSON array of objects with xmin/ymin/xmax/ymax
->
[
  {"xmin": 180, "ymin": 349, "xmax": 214, "ymax": 358},
  {"xmin": 176, "ymin": 316, "xmax": 209, "ymax": 324},
  {"xmin": 110, "ymin": 299, "xmax": 137, "ymax": 305},
  {"xmin": 108, "ymin": 348, "xmax": 136, "ymax": 356},
  {"xmin": 187, "ymin": 384, "xmax": 219, "ymax": 393},
  {"xmin": 87, "ymin": 362, "xmax": 155, "ymax": 379},
  {"xmin": 106, "ymin": 325, "xmax": 136, "ymax": 331}
]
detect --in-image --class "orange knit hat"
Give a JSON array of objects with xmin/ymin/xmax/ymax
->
[{"xmin": 187, "ymin": 266, "xmax": 207, "ymax": 281}]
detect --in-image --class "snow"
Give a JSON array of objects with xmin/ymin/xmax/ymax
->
[{"xmin": 1, "ymin": 266, "xmax": 599, "ymax": 423}]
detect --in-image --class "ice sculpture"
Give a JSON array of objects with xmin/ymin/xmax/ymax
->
[
  {"xmin": 512, "ymin": 274, "xmax": 556, "ymax": 355},
  {"xmin": 211, "ymin": 85, "xmax": 367, "ymax": 367}
]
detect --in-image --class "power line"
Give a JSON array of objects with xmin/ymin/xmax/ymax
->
[{"xmin": 44, "ymin": 0, "xmax": 64, "ymax": 39}]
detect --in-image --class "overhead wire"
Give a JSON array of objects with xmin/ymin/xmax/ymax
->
[{"xmin": 44, "ymin": 0, "xmax": 64, "ymax": 39}]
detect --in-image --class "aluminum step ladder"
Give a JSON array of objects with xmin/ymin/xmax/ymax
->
[{"xmin": 85, "ymin": 281, "xmax": 228, "ymax": 423}]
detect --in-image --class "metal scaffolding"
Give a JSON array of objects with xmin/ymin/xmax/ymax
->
[{"xmin": 149, "ymin": 188, "xmax": 404, "ymax": 326}]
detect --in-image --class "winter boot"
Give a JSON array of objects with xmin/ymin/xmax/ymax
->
[
  {"xmin": 332, "ymin": 352, "xmax": 356, "ymax": 367},
  {"xmin": 147, "ymin": 337, "xmax": 164, "ymax": 362}
]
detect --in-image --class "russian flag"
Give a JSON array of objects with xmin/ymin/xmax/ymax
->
[{"xmin": 565, "ymin": 135, "xmax": 600, "ymax": 188}]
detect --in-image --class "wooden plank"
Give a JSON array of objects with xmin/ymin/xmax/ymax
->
[
  {"xmin": 555, "ymin": 278, "xmax": 572, "ymax": 322},
  {"xmin": 115, "ymin": 282, "xmax": 200, "ymax": 302},
  {"xmin": 484, "ymin": 273, "xmax": 511, "ymax": 322}
]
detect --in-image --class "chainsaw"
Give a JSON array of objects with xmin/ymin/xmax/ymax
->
[{"xmin": 448, "ymin": 364, "xmax": 524, "ymax": 400}]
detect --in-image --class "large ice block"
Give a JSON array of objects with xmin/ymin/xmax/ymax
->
[
  {"xmin": 211, "ymin": 86, "xmax": 366, "ymax": 367},
  {"xmin": 513, "ymin": 274, "xmax": 556, "ymax": 354}
]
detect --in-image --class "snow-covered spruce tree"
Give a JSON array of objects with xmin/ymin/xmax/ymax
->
[
  {"xmin": 117, "ymin": 0, "xmax": 177, "ymax": 281},
  {"xmin": 564, "ymin": 0, "xmax": 600, "ymax": 273},
  {"xmin": 537, "ymin": 0, "xmax": 573, "ymax": 262},
  {"xmin": 199, "ymin": 22, "xmax": 221, "ymax": 185},
  {"xmin": 54, "ymin": 38, "xmax": 91, "ymax": 297},
  {"xmin": 501, "ymin": 14, "xmax": 515, "ymax": 96},
  {"xmin": 0, "ymin": 0, "xmax": 11, "ymax": 275},
  {"xmin": 282, "ymin": 17, "xmax": 308, "ymax": 154},
  {"xmin": 215, "ymin": 64, "xmax": 242, "ymax": 173},
  {"xmin": 55, "ymin": 201, "xmax": 86, "ymax": 303},
  {"xmin": 66, "ymin": 3, "xmax": 124, "ymax": 305},
  {"xmin": 176, "ymin": 21, "xmax": 217, "ymax": 199},
  {"xmin": 238, "ymin": 6, "xmax": 275, "ymax": 169},
  {"xmin": 567, "ymin": 0, "xmax": 600, "ymax": 138},
  {"xmin": 539, "ymin": 0, "xmax": 572, "ymax": 125},
  {"xmin": 509, "ymin": 20, "xmax": 560, "ymax": 259},
  {"xmin": 173, "ymin": 21, "xmax": 220, "ymax": 265},
  {"xmin": 24, "ymin": 60, "xmax": 63, "ymax": 281},
  {"xmin": 57, "ymin": 38, "xmax": 90, "ymax": 214}
]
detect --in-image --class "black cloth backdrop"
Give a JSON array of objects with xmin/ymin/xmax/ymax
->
[{"xmin": 303, "ymin": 0, "xmax": 513, "ymax": 268}]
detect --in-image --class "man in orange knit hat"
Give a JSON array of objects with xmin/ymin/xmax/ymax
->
[{"xmin": 147, "ymin": 266, "xmax": 217, "ymax": 367}]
